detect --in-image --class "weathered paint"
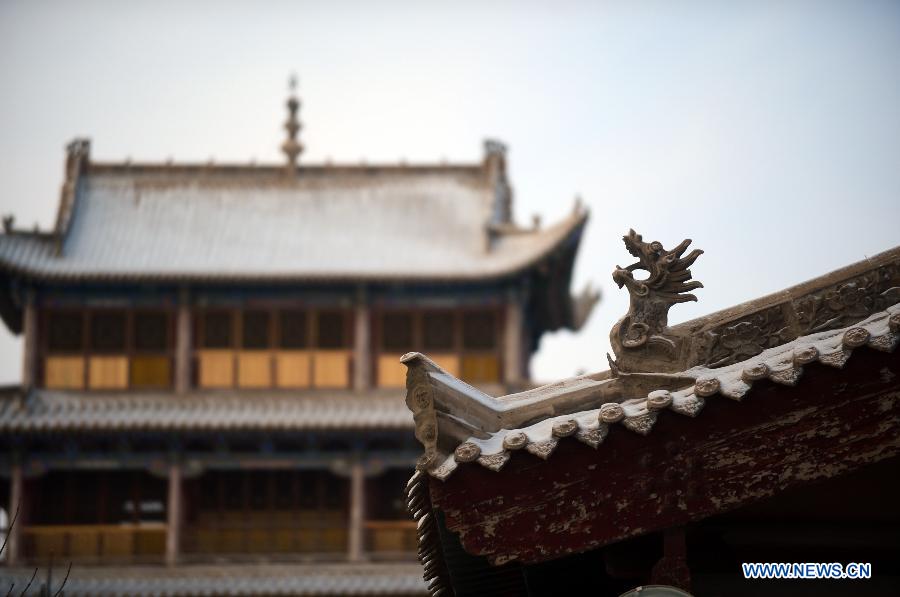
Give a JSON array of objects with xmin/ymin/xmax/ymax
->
[{"xmin": 429, "ymin": 348, "xmax": 900, "ymax": 566}]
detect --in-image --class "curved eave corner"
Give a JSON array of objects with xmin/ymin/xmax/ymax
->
[
  {"xmin": 0, "ymin": 270, "xmax": 24, "ymax": 334},
  {"xmin": 558, "ymin": 210, "xmax": 599, "ymax": 332},
  {"xmin": 403, "ymin": 304, "xmax": 900, "ymax": 484},
  {"xmin": 524, "ymin": 208, "xmax": 598, "ymax": 337}
]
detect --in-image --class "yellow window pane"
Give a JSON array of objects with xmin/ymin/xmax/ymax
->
[
  {"xmin": 88, "ymin": 356, "xmax": 128, "ymax": 389},
  {"xmin": 198, "ymin": 350, "xmax": 234, "ymax": 388},
  {"xmin": 429, "ymin": 353, "xmax": 460, "ymax": 378},
  {"xmin": 130, "ymin": 356, "xmax": 171, "ymax": 388},
  {"xmin": 461, "ymin": 354, "xmax": 500, "ymax": 384},
  {"xmin": 237, "ymin": 351, "xmax": 272, "ymax": 388},
  {"xmin": 44, "ymin": 357, "xmax": 85, "ymax": 389},
  {"xmin": 275, "ymin": 351, "xmax": 311, "ymax": 388},
  {"xmin": 377, "ymin": 353, "xmax": 406, "ymax": 388},
  {"xmin": 313, "ymin": 350, "xmax": 350, "ymax": 388}
]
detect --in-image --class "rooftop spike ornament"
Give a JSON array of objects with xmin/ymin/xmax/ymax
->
[
  {"xmin": 609, "ymin": 229, "xmax": 704, "ymax": 373},
  {"xmin": 281, "ymin": 75, "xmax": 304, "ymax": 170}
]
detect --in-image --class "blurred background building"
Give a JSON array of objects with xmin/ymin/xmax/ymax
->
[{"xmin": 0, "ymin": 85, "xmax": 596, "ymax": 594}]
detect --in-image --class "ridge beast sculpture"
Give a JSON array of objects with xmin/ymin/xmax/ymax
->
[{"xmin": 610, "ymin": 229, "xmax": 704, "ymax": 373}]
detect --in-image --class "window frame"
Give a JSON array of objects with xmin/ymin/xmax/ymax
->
[{"xmin": 40, "ymin": 307, "xmax": 175, "ymax": 391}]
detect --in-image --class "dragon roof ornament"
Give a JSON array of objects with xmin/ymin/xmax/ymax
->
[
  {"xmin": 401, "ymin": 237, "xmax": 899, "ymax": 480},
  {"xmin": 610, "ymin": 229, "xmax": 704, "ymax": 374}
]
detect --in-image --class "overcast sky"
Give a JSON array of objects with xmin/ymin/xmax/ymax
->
[{"xmin": 1, "ymin": 0, "xmax": 899, "ymax": 384}]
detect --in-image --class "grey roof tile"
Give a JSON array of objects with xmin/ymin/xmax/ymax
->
[
  {"xmin": 0, "ymin": 562, "xmax": 428, "ymax": 596},
  {"xmin": 409, "ymin": 304, "xmax": 900, "ymax": 480},
  {"xmin": 0, "ymin": 168, "xmax": 586, "ymax": 281},
  {"xmin": 0, "ymin": 389, "xmax": 416, "ymax": 432}
]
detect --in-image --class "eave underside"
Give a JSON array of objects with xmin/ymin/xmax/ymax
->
[{"xmin": 426, "ymin": 346, "xmax": 900, "ymax": 568}]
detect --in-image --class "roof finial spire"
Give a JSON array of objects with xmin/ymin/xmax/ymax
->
[{"xmin": 281, "ymin": 74, "xmax": 303, "ymax": 170}]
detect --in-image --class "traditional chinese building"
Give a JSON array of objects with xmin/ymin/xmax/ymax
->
[
  {"xmin": 402, "ymin": 232, "xmax": 899, "ymax": 596},
  {"xmin": 0, "ymin": 85, "xmax": 597, "ymax": 595}
]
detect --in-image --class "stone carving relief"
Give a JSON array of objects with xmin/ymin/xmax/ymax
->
[
  {"xmin": 699, "ymin": 306, "xmax": 793, "ymax": 368},
  {"xmin": 794, "ymin": 264, "xmax": 900, "ymax": 334},
  {"xmin": 609, "ymin": 231, "xmax": 899, "ymax": 373},
  {"xmin": 609, "ymin": 229, "xmax": 703, "ymax": 373}
]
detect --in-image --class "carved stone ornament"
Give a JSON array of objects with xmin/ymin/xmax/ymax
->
[
  {"xmin": 741, "ymin": 362, "xmax": 770, "ymax": 382},
  {"xmin": 793, "ymin": 346, "xmax": 819, "ymax": 365},
  {"xmin": 694, "ymin": 377, "xmax": 720, "ymax": 397},
  {"xmin": 502, "ymin": 432, "xmax": 529, "ymax": 450},
  {"xmin": 700, "ymin": 306, "xmax": 793, "ymax": 368},
  {"xmin": 599, "ymin": 402, "xmax": 625, "ymax": 423},
  {"xmin": 794, "ymin": 264, "xmax": 900, "ymax": 334},
  {"xmin": 454, "ymin": 442, "xmax": 482, "ymax": 463},
  {"xmin": 842, "ymin": 327, "xmax": 870, "ymax": 348},
  {"xmin": 646, "ymin": 390, "xmax": 673, "ymax": 410},
  {"xmin": 609, "ymin": 229, "xmax": 703, "ymax": 373},
  {"xmin": 551, "ymin": 419, "xmax": 579, "ymax": 438}
]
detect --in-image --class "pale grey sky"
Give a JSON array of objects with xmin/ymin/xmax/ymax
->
[{"xmin": 1, "ymin": 0, "xmax": 899, "ymax": 384}]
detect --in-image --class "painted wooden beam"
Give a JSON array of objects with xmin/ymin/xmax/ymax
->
[{"xmin": 429, "ymin": 348, "xmax": 900, "ymax": 566}]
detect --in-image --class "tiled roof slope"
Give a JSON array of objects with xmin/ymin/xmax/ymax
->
[
  {"xmin": 0, "ymin": 389, "xmax": 416, "ymax": 432},
  {"xmin": 0, "ymin": 163, "xmax": 587, "ymax": 282},
  {"xmin": 0, "ymin": 563, "xmax": 428, "ymax": 596},
  {"xmin": 409, "ymin": 304, "xmax": 898, "ymax": 480},
  {"xmin": 402, "ymin": 240, "xmax": 900, "ymax": 480}
]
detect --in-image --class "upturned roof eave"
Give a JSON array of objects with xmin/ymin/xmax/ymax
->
[
  {"xmin": 403, "ymin": 241, "xmax": 900, "ymax": 481},
  {"xmin": 0, "ymin": 211, "xmax": 589, "ymax": 285}
]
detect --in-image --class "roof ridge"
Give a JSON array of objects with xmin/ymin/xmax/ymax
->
[
  {"xmin": 407, "ymin": 303, "xmax": 899, "ymax": 480},
  {"xmin": 86, "ymin": 161, "xmax": 488, "ymax": 173}
]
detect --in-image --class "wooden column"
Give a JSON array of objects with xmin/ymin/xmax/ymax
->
[
  {"xmin": 353, "ymin": 294, "xmax": 371, "ymax": 392},
  {"xmin": 165, "ymin": 461, "xmax": 183, "ymax": 566},
  {"xmin": 21, "ymin": 290, "xmax": 37, "ymax": 389},
  {"xmin": 348, "ymin": 459, "xmax": 366, "ymax": 562},
  {"xmin": 6, "ymin": 461, "xmax": 23, "ymax": 566},
  {"xmin": 503, "ymin": 292, "xmax": 524, "ymax": 386},
  {"xmin": 651, "ymin": 526, "xmax": 691, "ymax": 590},
  {"xmin": 175, "ymin": 291, "xmax": 191, "ymax": 394}
]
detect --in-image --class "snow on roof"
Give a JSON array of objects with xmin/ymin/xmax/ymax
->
[
  {"xmin": 0, "ymin": 164, "xmax": 587, "ymax": 282},
  {"xmin": 0, "ymin": 388, "xmax": 418, "ymax": 432},
  {"xmin": 409, "ymin": 303, "xmax": 899, "ymax": 480},
  {"xmin": 0, "ymin": 562, "xmax": 428, "ymax": 596},
  {"xmin": 402, "ymin": 241, "xmax": 900, "ymax": 480}
]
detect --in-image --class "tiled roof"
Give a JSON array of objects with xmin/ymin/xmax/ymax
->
[
  {"xmin": 0, "ymin": 563, "xmax": 428, "ymax": 596},
  {"xmin": 0, "ymin": 389, "xmax": 416, "ymax": 432},
  {"xmin": 0, "ymin": 165, "xmax": 587, "ymax": 282},
  {"xmin": 405, "ymin": 304, "xmax": 900, "ymax": 480}
]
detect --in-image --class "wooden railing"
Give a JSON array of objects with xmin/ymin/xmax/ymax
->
[
  {"xmin": 182, "ymin": 522, "xmax": 348, "ymax": 558},
  {"xmin": 364, "ymin": 520, "xmax": 418, "ymax": 558},
  {"xmin": 22, "ymin": 524, "xmax": 166, "ymax": 563},
  {"xmin": 19, "ymin": 520, "xmax": 416, "ymax": 564}
]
